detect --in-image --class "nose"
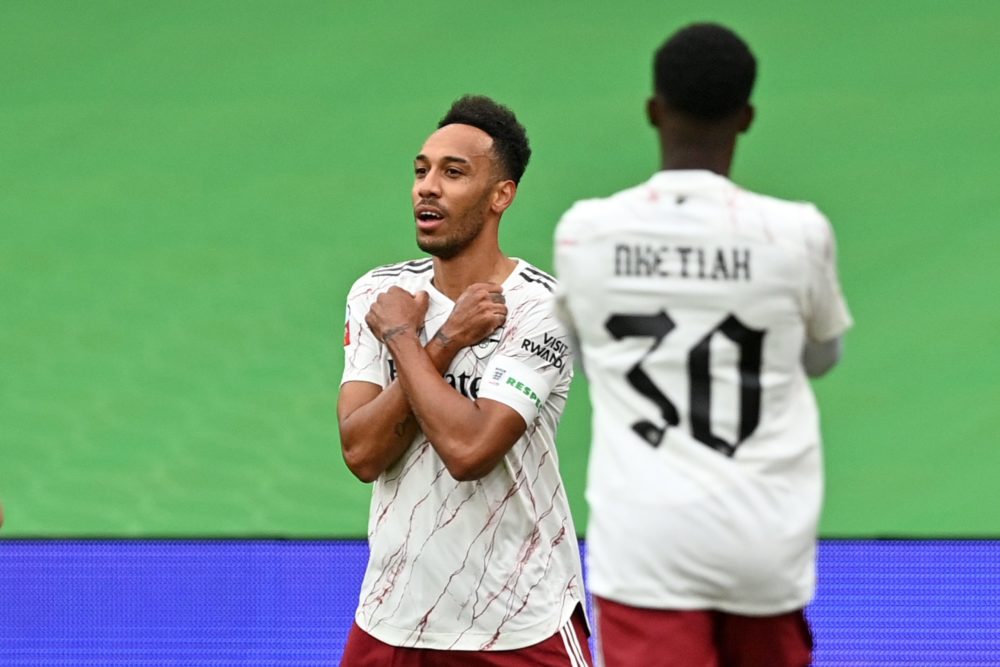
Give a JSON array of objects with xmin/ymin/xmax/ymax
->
[{"xmin": 416, "ymin": 168, "xmax": 442, "ymax": 199}]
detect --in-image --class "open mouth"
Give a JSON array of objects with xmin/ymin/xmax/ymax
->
[{"xmin": 415, "ymin": 207, "xmax": 445, "ymax": 230}]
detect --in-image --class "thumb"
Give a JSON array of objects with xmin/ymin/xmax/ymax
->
[{"xmin": 414, "ymin": 290, "xmax": 430, "ymax": 312}]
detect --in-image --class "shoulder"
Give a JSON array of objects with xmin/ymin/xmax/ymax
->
[
  {"xmin": 734, "ymin": 186, "xmax": 824, "ymax": 224},
  {"xmin": 555, "ymin": 182, "xmax": 649, "ymax": 241},
  {"xmin": 734, "ymin": 187, "xmax": 834, "ymax": 256},
  {"xmin": 501, "ymin": 264, "xmax": 574, "ymax": 368},
  {"xmin": 347, "ymin": 258, "xmax": 434, "ymax": 300},
  {"xmin": 508, "ymin": 261, "xmax": 557, "ymax": 295},
  {"xmin": 504, "ymin": 262, "xmax": 571, "ymax": 334},
  {"xmin": 504, "ymin": 262, "xmax": 563, "ymax": 324}
]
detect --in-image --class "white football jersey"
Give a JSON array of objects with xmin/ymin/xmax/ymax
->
[
  {"xmin": 554, "ymin": 170, "xmax": 852, "ymax": 615},
  {"xmin": 341, "ymin": 258, "xmax": 585, "ymax": 650}
]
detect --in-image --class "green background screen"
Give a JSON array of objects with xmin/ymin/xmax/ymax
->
[{"xmin": 3, "ymin": 1, "xmax": 997, "ymax": 538}]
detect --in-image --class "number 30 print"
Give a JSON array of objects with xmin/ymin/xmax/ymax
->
[{"xmin": 605, "ymin": 311, "xmax": 764, "ymax": 457}]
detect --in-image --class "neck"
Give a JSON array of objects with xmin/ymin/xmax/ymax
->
[
  {"xmin": 658, "ymin": 136, "xmax": 736, "ymax": 177},
  {"xmin": 431, "ymin": 236, "xmax": 517, "ymax": 301},
  {"xmin": 652, "ymin": 105, "xmax": 747, "ymax": 177}
]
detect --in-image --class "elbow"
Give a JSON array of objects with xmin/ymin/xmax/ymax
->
[
  {"xmin": 446, "ymin": 461, "xmax": 490, "ymax": 482},
  {"xmin": 802, "ymin": 337, "xmax": 843, "ymax": 378},
  {"xmin": 804, "ymin": 357, "xmax": 837, "ymax": 378},
  {"xmin": 339, "ymin": 423, "xmax": 386, "ymax": 483},
  {"xmin": 435, "ymin": 418, "xmax": 524, "ymax": 482},
  {"xmin": 439, "ymin": 441, "xmax": 502, "ymax": 482},
  {"xmin": 341, "ymin": 446, "xmax": 380, "ymax": 484},
  {"xmin": 348, "ymin": 465, "xmax": 380, "ymax": 484},
  {"xmin": 442, "ymin": 451, "xmax": 485, "ymax": 481}
]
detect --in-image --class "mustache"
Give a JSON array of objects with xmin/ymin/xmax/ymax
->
[{"xmin": 415, "ymin": 199, "xmax": 448, "ymax": 215}]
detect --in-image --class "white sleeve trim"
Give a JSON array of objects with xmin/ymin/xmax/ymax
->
[{"xmin": 478, "ymin": 355, "xmax": 556, "ymax": 426}]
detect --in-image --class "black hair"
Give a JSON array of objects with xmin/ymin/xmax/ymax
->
[
  {"xmin": 653, "ymin": 23, "xmax": 757, "ymax": 120},
  {"xmin": 438, "ymin": 95, "xmax": 531, "ymax": 184}
]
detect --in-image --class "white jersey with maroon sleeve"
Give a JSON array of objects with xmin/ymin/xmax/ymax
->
[
  {"xmin": 341, "ymin": 258, "xmax": 585, "ymax": 650},
  {"xmin": 554, "ymin": 170, "xmax": 852, "ymax": 615}
]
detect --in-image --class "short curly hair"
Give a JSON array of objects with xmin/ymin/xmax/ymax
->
[
  {"xmin": 438, "ymin": 95, "xmax": 531, "ymax": 184},
  {"xmin": 654, "ymin": 23, "xmax": 757, "ymax": 120}
]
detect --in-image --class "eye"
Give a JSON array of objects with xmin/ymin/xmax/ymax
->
[
  {"xmin": 446, "ymin": 167, "xmax": 463, "ymax": 177},
  {"xmin": 414, "ymin": 166, "xmax": 428, "ymax": 177}
]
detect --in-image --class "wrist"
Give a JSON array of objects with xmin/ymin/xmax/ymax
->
[
  {"xmin": 430, "ymin": 328, "xmax": 457, "ymax": 350},
  {"xmin": 381, "ymin": 324, "xmax": 419, "ymax": 346},
  {"xmin": 426, "ymin": 329, "xmax": 460, "ymax": 371}
]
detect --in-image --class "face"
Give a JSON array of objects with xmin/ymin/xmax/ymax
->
[{"xmin": 412, "ymin": 124, "xmax": 500, "ymax": 259}]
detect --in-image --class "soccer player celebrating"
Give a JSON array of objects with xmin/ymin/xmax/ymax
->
[
  {"xmin": 554, "ymin": 24, "xmax": 852, "ymax": 667},
  {"xmin": 338, "ymin": 96, "xmax": 591, "ymax": 666}
]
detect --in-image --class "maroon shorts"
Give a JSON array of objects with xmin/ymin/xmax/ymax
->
[
  {"xmin": 339, "ymin": 607, "xmax": 592, "ymax": 666},
  {"xmin": 594, "ymin": 595, "xmax": 812, "ymax": 667}
]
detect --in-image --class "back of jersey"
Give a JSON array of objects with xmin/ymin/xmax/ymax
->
[{"xmin": 554, "ymin": 169, "xmax": 852, "ymax": 614}]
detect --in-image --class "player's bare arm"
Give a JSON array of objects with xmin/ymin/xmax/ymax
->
[
  {"xmin": 338, "ymin": 284, "xmax": 507, "ymax": 482},
  {"xmin": 802, "ymin": 336, "xmax": 843, "ymax": 377},
  {"xmin": 338, "ymin": 286, "xmax": 430, "ymax": 482},
  {"xmin": 366, "ymin": 284, "xmax": 521, "ymax": 482}
]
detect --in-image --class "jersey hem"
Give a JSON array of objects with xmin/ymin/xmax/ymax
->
[
  {"xmin": 590, "ymin": 587, "xmax": 812, "ymax": 617},
  {"xmin": 355, "ymin": 596, "xmax": 583, "ymax": 651}
]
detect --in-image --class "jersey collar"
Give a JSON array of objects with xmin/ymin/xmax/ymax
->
[{"xmin": 426, "ymin": 258, "xmax": 526, "ymax": 306}]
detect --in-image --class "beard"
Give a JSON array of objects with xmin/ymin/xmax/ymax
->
[
  {"xmin": 418, "ymin": 235, "xmax": 469, "ymax": 259},
  {"xmin": 416, "ymin": 200, "xmax": 490, "ymax": 260}
]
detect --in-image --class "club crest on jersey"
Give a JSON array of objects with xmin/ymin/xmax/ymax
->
[{"xmin": 471, "ymin": 327, "xmax": 504, "ymax": 360}]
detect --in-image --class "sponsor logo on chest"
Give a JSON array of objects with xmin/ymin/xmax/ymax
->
[{"xmin": 388, "ymin": 359, "xmax": 482, "ymax": 399}]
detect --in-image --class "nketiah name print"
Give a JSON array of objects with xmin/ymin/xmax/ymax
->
[{"xmin": 614, "ymin": 243, "xmax": 751, "ymax": 281}]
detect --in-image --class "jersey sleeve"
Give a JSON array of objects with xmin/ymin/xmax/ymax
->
[
  {"xmin": 478, "ymin": 291, "xmax": 574, "ymax": 425},
  {"xmin": 553, "ymin": 206, "xmax": 588, "ymax": 369},
  {"xmin": 803, "ymin": 210, "xmax": 853, "ymax": 342},
  {"xmin": 341, "ymin": 276, "xmax": 390, "ymax": 388}
]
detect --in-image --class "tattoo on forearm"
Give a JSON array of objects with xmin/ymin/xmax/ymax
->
[
  {"xmin": 381, "ymin": 325, "xmax": 410, "ymax": 344},
  {"xmin": 393, "ymin": 415, "xmax": 414, "ymax": 438},
  {"xmin": 432, "ymin": 331, "xmax": 453, "ymax": 348}
]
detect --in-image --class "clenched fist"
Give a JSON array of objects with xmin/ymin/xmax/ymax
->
[
  {"xmin": 436, "ymin": 283, "xmax": 507, "ymax": 349},
  {"xmin": 366, "ymin": 287, "xmax": 430, "ymax": 343}
]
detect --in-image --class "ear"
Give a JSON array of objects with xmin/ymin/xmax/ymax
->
[
  {"xmin": 491, "ymin": 180, "xmax": 517, "ymax": 215},
  {"xmin": 738, "ymin": 104, "xmax": 755, "ymax": 134},
  {"xmin": 646, "ymin": 96, "xmax": 661, "ymax": 128}
]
